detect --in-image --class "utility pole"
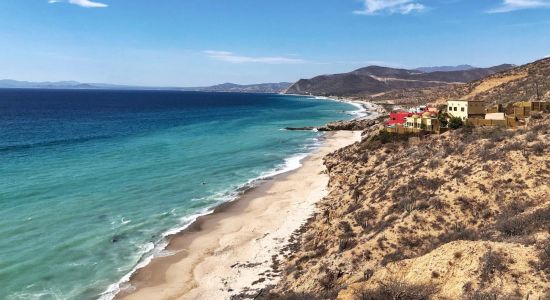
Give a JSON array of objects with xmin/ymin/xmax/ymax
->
[{"xmin": 535, "ymin": 81, "xmax": 540, "ymax": 101}]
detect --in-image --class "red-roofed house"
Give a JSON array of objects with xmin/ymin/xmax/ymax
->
[{"xmin": 387, "ymin": 112, "xmax": 412, "ymax": 126}]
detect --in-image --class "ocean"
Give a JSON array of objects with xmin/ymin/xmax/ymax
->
[{"xmin": 0, "ymin": 89, "xmax": 358, "ymax": 300}]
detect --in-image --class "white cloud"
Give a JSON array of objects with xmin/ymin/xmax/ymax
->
[
  {"xmin": 488, "ymin": 0, "xmax": 550, "ymax": 13},
  {"xmin": 48, "ymin": 0, "xmax": 108, "ymax": 8},
  {"xmin": 203, "ymin": 51, "xmax": 306, "ymax": 64},
  {"xmin": 353, "ymin": 0, "xmax": 426, "ymax": 15}
]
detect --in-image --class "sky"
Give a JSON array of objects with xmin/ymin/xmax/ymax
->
[{"xmin": 0, "ymin": 0, "xmax": 549, "ymax": 86}]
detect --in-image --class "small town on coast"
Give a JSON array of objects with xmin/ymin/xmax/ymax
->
[{"xmin": 385, "ymin": 99, "xmax": 550, "ymax": 134}]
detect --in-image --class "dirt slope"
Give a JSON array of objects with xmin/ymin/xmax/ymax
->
[{"xmin": 258, "ymin": 117, "xmax": 550, "ymax": 300}]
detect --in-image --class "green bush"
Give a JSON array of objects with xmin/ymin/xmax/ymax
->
[{"xmin": 448, "ymin": 117, "xmax": 464, "ymax": 130}]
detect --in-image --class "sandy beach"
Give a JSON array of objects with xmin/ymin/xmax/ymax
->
[{"xmin": 115, "ymin": 130, "xmax": 362, "ymax": 300}]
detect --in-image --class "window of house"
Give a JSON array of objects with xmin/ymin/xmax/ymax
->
[
  {"xmin": 461, "ymin": 107, "xmax": 465, "ymax": 112},
  {"xmin": 454, "ymin": 107, "xmax": 458, "ymax": 111}
]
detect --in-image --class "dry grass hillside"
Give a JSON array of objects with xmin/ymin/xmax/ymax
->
[
  {"xmin": 259, "ymin": 116, "xmax": 550, "ymax": 300},
  {"xmin": 367, "ymin": 57, "xmax": 550, "ymax": 107},
  {"xmin": 465, "ymin": 58, "xmax": 550, "ymax": 105}
]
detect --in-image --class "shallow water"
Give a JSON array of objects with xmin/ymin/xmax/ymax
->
[{"xmin": 0, "ymin": 90, "xmax": 356, "ymax": 300}]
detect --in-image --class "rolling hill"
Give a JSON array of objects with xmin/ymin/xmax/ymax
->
[
  {"xmin": 367, "ymin": 57, "xmax": 550, "ymax": 107},
  {"xmin": 285, "ymin": 64, "xmax": 514, "ymax": 97}
]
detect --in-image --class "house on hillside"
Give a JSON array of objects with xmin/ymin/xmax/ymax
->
[
  {"xmin": 532, "ymin": 101, "xmax": 550, "ymax": 112},
  {"xmin": 486, "ymin": 104, "xmax": 504, "ymax": 114},
  {"xmin": 510, "ymin": 101, "xmax": 550, "ymax": 118},
  {"xmin": 447, "ymin": 100, "xmax": 486, "ymax": 120},
  {"xmin": 404, "ymin": 112, "xmax": 441, "ymax": 133},
  {"xmin": 485, "ymin": 113, "xmax": 505, "ymax": 121},
  {"xmin": 387, "ymin": 111, "xmax": 412, "ymax": 126}
]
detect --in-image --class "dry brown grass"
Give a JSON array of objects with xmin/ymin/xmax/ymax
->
[{"xmin": 260, "ymin": 116, "xmax": 550, "ymax": 300}]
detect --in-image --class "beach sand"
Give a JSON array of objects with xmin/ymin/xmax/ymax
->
[{"xmin": 116, "ymin": 130, "xmax": 361, "ymax": 300}]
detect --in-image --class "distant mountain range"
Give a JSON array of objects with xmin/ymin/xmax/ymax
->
[
  {"xmin": 0, "ymin": 79, "xmax": 292, "ymax": 94},
  {"xmin": 0, "ymin": 79, "xmax": 139, "ymax": 90},
  {"xmin": 0, "ymin": 63, "xmax": 514, "ymax": 96},
  {"xmin": 285, "ymin": 64, "xmax": 515, "ymax": 97},
  {"xmin": 180, "ymin": 82, "xmax": 292, "ymax": 93}
]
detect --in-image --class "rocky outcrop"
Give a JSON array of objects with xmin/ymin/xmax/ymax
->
[
  {"xmin": 284, "ymin": 118, "xmax": 380, "ymax": 132},
  {"xmin": 284, "ymin": 126, "xmax": 316, "ymax": 131},
  {"xmin": 317, "ymin": 119, "xmax": 378, "ymax": 131}
]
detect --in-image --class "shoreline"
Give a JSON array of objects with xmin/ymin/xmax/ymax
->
[
  {"xmin": 104, "ymin": 97, "xmax": 382, "ymax": 300},
  {"xmin": 114, "ymin": 130, "xmax": 362, "ymax": 300}
]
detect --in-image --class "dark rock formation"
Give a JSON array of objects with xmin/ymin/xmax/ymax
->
[
  {"xmin": 284, "ymin": 126, "xmax": 316, "ymax": 131},
  {"xmin": 317, "ymin": 119, "xmax": 377, "ymax": 131}
]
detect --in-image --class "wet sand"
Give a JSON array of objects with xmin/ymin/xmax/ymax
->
[{"xmin": 116, "ymin": 130, "xmax": 361, "ymax": 300}]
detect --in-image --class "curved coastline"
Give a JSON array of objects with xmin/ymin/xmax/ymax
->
[{"xmin": 103, "ymin": 98, "xmax": 374, "ymax": 300}]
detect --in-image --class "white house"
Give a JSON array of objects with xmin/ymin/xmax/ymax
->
[{"xmin": 447, "ymin": 100, "xmax": 486, "ymax": 120}]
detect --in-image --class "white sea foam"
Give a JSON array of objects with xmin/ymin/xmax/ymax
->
[
  {"xmin": 306, "ymin": 95, "xmax": 372, "ymax": 120},
  {"xmin": 97, "ymin": 147, "xmax": 319, "ymax": 300},
  {"xmin": 99, "ymin": 97, "xmax": 368, "ymax": 300}
]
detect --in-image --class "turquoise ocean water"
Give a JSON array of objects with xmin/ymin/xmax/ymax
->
[{"xmin": 0, "ymin": 90, "xmax": 358, "ymax": 300}]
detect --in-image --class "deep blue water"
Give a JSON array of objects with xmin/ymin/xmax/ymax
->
[{"xmin": 0, "ymin": 89, "xmax": 356, "ymax": 300}]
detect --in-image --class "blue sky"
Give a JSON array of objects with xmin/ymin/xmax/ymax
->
[{"xmin": 0, "ymin": 0, "xmax": 549, "ymax": 86}]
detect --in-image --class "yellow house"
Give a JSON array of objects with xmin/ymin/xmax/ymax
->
[
  {"xmin": 404, "ymin": 113, "xmax": 441, "ymax": 132},
  {"xmin": 447, "ymin": 100, "xmax": 486, "ymax": 120}
]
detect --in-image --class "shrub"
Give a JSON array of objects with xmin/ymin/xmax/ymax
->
[
  {"xmin": 338, "ymin": 238, "xmax": 357, "ymax": 252},
  {"xmin": 525, "ymin": 132, "xmax": 538, "ymax": 142},
  {"xmin": 346, "ymin": 202, "xmax": 362, "ymax": 214},
  {"xmin": 532, "ymin": 124, "xmax": 547, "ymax": 134},
  {"xmin": 354, "ymin": 209, "xmax": 377, "ymax": 231},
  {"xmin": 537, "ymin": 237, "xmax": 550, "ymax": 279},
  {"xmin": 489, "ymin": 128, "xmax": 514, "ymax": 142},
  {"xmin": 448, "ymin": 117, "xmax": 464, "ymax": 130},
  {"xmin": 496, "ymin": 206, "xmax": 550, "ymax": 237},
  {"xmin": 435, "ymin": 225, "xmax": 478, "ymax": 245},
  {"xmin": 427, "ymin": 158, "xmax": 440, "ymax": 169},
  {"xmin": 356, "ymin": 280, "xmax": 437, "ymax": 300},
  {"xmin": 319, "ymin": 268, "xmax": 339, "ymax": 290},
  {"xmin": 430, "ymin": 197, "xmax": 448, "ymax": 210},
  {"xmin": 339, "ymin": 220, "xmax": 354, "ymax": 234},
  {"xmin": 381, "ymin": 250, "xmax": 410, "ymax": 266},
  {"xmin": 416, "ymin": 176, "xmax": 444, "ymax": 192},
  {"xmin": 502, "ymin": 141, "xmax": 523, "ymax": 152},
  {"xmin": 376, "ymin": 129, "xmax": 392, "ymax": 144},
  {"xmin": 478, "ymin": 148, "xmax": 497, "ymax": 161},
  {"xmin": 456, "ymin": 196, "xmax": 475, "ymax": 212},
  {"xmin": 258, "ymin": 290, "xmax": 340, "ymax": 300},
  {"xmin": 532, "ymin": 142, "xmax": 545, "ymax": 155},
  {"xmin": 465, "ymin": 289, "xmax": 511, "ymax": 300},
  {"xmin": 479, "ymin": 250, "xmax": 507, "ymax": 284},
  {"xmin": 531, "ymin": 112, "xmax": 543, "ymax": 119}
]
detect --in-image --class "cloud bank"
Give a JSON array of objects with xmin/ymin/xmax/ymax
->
[
  {"xmin": 204, "ymin": 51, "xmax": 306, "ymax": 64},
  {"xmin": 488, "ymin": 0, "xmax": 550, "ymax": 13},
  {"xmin": 48, "ymin": 0, "xmax": 108, "ymax": 8},
  {"xmin": 353, "ymin": 0, "xmax": 426, "ymax": 15}
]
